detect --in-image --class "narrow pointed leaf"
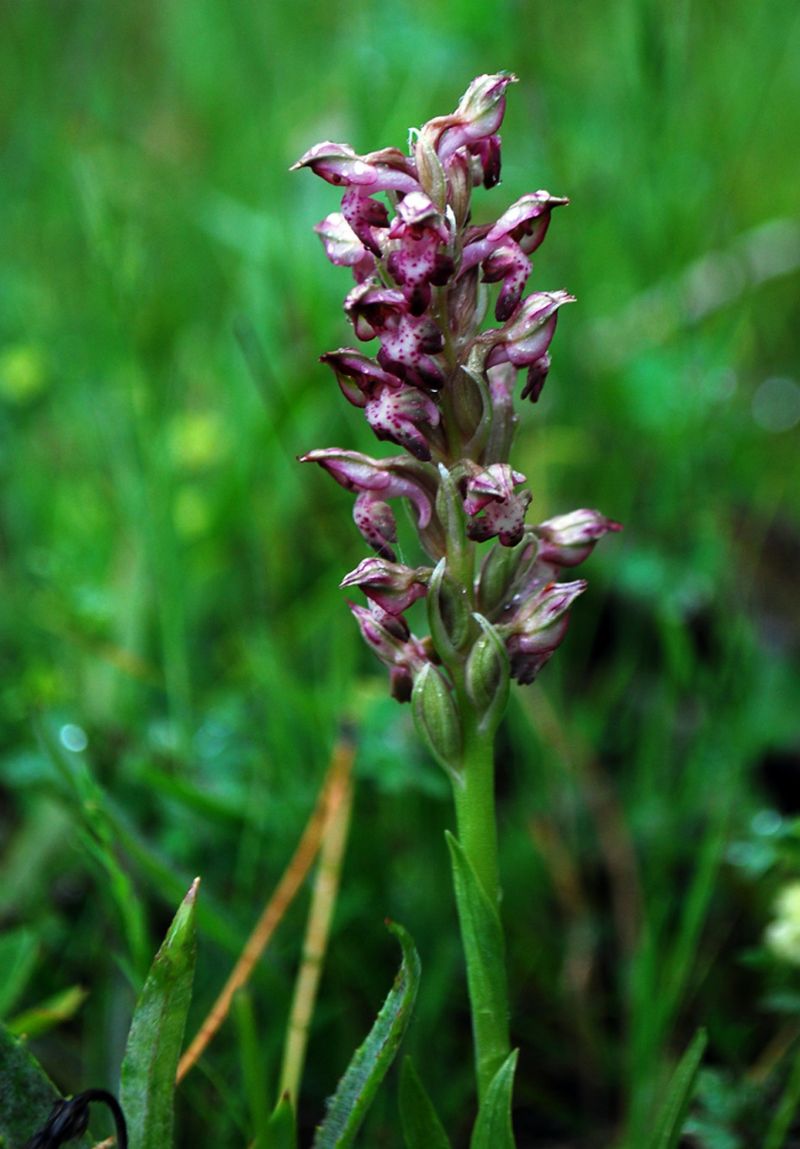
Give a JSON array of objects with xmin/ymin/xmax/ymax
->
[
  {"xmin": 399, "ymin": 1056, "xmax": 452, "ymax": 1149},
  {"xmin": 312, "ymin": 921, "xmax": 420, "ymax": 1148},
  {"xmin": 646, "ymin": 1029, "xmax": 707, "ymax": 1149},
  {"xmin": 445, "ymin": 832, "xmax": 510, "ymax": 1098},
  {"xmin": 0, "ymin": 1024, "xmax": 91, "ymax": 1148},
  {"xmin": 266, "ymin": 1092, "xmax": 298, "ymax": 1149},
  {"xmin": 120, "ymin": 878, "xmax": 199, "ymax": 1149},
  {"xmin": 469, "ymin": 1050, "xmax": 518, "ymax": 1149}
]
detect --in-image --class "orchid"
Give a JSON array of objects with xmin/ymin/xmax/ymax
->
[{"xmin": 295, "ymin": 73, "xmax": 621, "ymax": 1141}]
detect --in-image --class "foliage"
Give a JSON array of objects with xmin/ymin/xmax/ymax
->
[{"xmin": 1, "ymin": 0, "xmax": 800, "ymax": 1145}]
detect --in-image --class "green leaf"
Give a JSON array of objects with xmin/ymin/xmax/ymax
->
[
  {"xmin": 399, "ymin": 1056, "xmax": 452, "ymax": 1149},
  {"xmin": 266, "ymin": 1092, "xmax": 298, "ymax": 1149},
  {"xmin": 7, "ymin": 984, "xmax": 89, "ymax": 1038},
  {"xmin": 647, "ymin": 1029, "xmax": 707, "ymax": 1149},
  {"xmin": 312, "ymin": 920, "xmax": 420, "ymax": 1149},
  {"xmin": 445, "ymin": 832, "xmax": 510, "ymax": 1097},
  {"xmin": 120, "ymin": 878, "xmax": 199, "ymax": 1149},
  {"xmin": 469, "ymin": 1050, "xmax": 518, "ymax": 1149},
  {"xmin": 763, "ymin": 1035, "xmax": 800, "ymax": 1149},
  {"xmin": 0, "ymin": 928, "xmax": 38, "ymax": 1018},
  {"xmin": 0, "ymin": 1023, "xmax": 91, "ymax": 1148}
]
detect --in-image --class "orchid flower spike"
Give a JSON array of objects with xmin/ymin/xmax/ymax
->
[{"xmin": 295, "ymin": 74, "xmax": 620, "ymax": 704}]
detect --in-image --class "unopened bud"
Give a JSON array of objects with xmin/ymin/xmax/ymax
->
[
  {"xmin": 536, "ymin": 509, "xmax": 623, "ymax": 566},
  {"xmin": 412, "ymin": 663, "xmax": 462, "ymax": 775}
]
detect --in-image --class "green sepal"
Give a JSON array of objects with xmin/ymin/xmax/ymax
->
[
  {"xmin": 266, "ymin": 1092, "xmax": 298, "ymax": 1149},
  {"xmin": 465, "ymin": 614, "xmax": 510, "ymax": 735},
  {"xmin": 646, "ymin": 1028, "xmax": 707, "ymax": 1149},
  {"xmin": 469, "ymin": 1049, "xmax": 518, "ymax": 1149},
  {"xmin": 427, "ymin": 558, "xmax": 474, "ymax": 661},
  {"xmin": 399, "ymin": 1056, "xmax": 452, "ymax": 1149},
  {"xmin": 120, "ymin": 878, "xmax": 199, "ymax": 1149},
  {"xmin": 445, "ymin": 833, "xmax": 510, "ymax": 1098},
  {"xmin": 412, "ymin": 664, "xmax": 462, "ymax": 778},
  {"xmin": 312, "ymin": 921, "xmax": 420, "ymax": 1149},
  {"xmin": 0, "ymin": 1024, "xmax": 92, "ymax": 1148}
]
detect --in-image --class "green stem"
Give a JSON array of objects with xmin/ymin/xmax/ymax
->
[{"xmin": 450, "ymin": 702, "xmax": 512, "ymax": 1103}]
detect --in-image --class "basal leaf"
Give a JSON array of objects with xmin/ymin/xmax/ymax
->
[
  {"xmin": 312, "ymin": 920, "xmax": 420, "ymax": 1149},
  {"xmin": 647, "ymin": 1029, "xmax": 707, "ymax": 1149},
  {"xmin": 399, "ymin": 1056, "xmax": 452, "ymax": 1149},
  {"xmin": 120, "ymin": 878, "xmax": 199, "ymax": 1149},
  {"xmin": 0, "ymin": 1024, "xmax": 91, "ymax": 1148},
  {"xmin": 469, "ymin": 1049, "xmax": 518, "ymax": 1149}
]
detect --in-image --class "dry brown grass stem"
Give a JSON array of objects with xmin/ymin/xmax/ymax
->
[
  {"xmin": 278, "ymin": 740, "xmax": 355, "ymax": 1104},
  {"xmin": 176, "ymin": 730, "xmax": 357, "ymax": 1084}
]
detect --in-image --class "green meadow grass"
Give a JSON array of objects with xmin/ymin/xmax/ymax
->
[{"xmin": 2, "ymin": 1, "xmax": 800, "ymax": 1144}]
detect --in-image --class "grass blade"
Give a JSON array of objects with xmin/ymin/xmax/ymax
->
[
  {"xmin": 399, "ymin": 1055, "xmax": 452, "ymax": 1149},
  {"xmin": 647, "ymin": 1028, "xmax": 707, "ymax": 1149}
]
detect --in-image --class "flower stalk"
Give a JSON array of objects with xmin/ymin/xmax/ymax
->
[{"xmin": 295, "ymin": 72, "xmax": 621, "ymax": 1124}]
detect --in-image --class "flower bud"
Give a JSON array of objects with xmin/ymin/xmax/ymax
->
[
  {"xmin": 485, "ymin": 291, "xmax": 575, "ymax": 374},
  {"xmin": 349, "ymin": 600, "xmax": 430, "ymax": 702},
  {"xmin": 340, "ymin": 557, "xmax": 430, "ymax": 615},
  {"xmin": 536, "ymin": 509, "xmax": 623, "ymax": 566},
  {"xmin": 465, "ymin": 614, "xmax": 510, "ymax": 733},
  {"xmin": 437, "ymin": 73, "xmax": 518, "ymax": 162},
  {"xmin": 499, "ymin": 578, "xmax": 588, "ymax": 684},
  {"xmin": 412, "ymin": 663, "xmax": 462, "ymax": 775}
]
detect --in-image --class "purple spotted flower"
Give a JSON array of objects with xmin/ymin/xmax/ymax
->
[{"xmin": 296, "ymin": 74, "xmax": 620, "ymax": 697}]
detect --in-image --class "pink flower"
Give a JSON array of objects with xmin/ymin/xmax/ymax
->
[
  {"xmin": 300, "ymin": 448, "xmax": 436, "ymax": 560},
  {"xmin": 348, "ymin": 600, "xmax": 431, "ymax": 702},
  {"xmin": 340, "ymin": 557, "xmax": 430, "ymax": 615},
  {"xmin": 463, "ymin": 464, "xmax": 531, "ymax": 546}
]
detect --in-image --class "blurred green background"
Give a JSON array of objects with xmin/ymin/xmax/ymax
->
[{"xmin": 2, "ymin": 0, "xmax": 800, "ymax": 1145}]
